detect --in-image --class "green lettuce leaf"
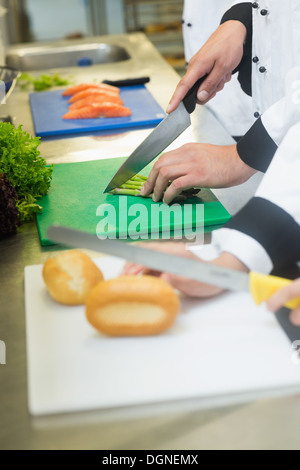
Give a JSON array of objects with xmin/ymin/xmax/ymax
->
[{"xmin": 0, "ymin": 123, "xmax": 54, "ymax": 222}]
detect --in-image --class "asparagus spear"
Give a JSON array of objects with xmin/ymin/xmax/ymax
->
[{"xmin": 109, "ymin": 187, "xmax": 151, "ymax": 197}]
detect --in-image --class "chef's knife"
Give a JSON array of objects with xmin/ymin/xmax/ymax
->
[
  {"xmin": 47, "ymin": 225, "xmax": 300, "ymax": 310},
  {"xmin": 103, "ymin": 76, "xmax": 207, "ymax": 193}
]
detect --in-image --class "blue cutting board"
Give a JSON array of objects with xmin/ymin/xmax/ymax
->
[{"xmin": 29, "ymin": 85, "xmax": 166, "ymax": 137}]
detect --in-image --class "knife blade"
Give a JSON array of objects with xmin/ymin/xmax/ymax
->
[
  {"xmin": 47, "ymin": 225, "xmax": 300, "ymax": 310},
  {"xmin": 103, "ymin": 76, "xmax": 207, "ymax": 193}
]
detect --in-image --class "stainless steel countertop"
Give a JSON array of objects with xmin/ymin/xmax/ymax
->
[{"xmin": 0, "ymin": 32, "xmax": 298, "ymax": 450}]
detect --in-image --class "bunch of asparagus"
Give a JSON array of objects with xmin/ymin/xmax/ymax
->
[
  {"xmin": 109, "ymin": 175, "xmax": 200, "ymax": 200},
  {"xmin": 109, "ymin": 175, "xmax": 149, "ymax": 197}
]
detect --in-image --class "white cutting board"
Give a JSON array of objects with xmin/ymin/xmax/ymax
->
[{"xmin": 25, "ymin": 257, "xmax": 300, "ymax": 416}]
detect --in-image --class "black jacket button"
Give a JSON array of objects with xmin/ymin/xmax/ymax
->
[
  {"xmin": 259, "ymin": 66, "xmax": 267, "ymax": 73},
  {"xmin": 252, "ymin": 56, "xmax": 259, "ymax": 63},
  {"xmin": 252, "ymin": 2, "xmax": 259, "ymax": 8},
  {"xmin": 254, "ymin": 112, "xmax": 260, "ymax": 118},
  {"xmin": 260, "ymin": 9, "xmax": 269, "ymax": 16}
]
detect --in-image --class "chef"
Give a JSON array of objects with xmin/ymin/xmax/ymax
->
[
  {"xmin": 143, "ymin": 0, "xmax": 300, "ymax": 204},
  {"xmin": 125, "ymin": 2, "xmax": 300, "ymax": 324},
  {"xmin": 181, "ymin": 0, "xmax": 254, "ymax": 138}
]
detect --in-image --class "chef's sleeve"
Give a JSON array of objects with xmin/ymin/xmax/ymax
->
[
  {"xmin": 212, "ymin": 121, "xmax": 300, "ymax": 273},
  {"xmin": 221, "ymin": 1, "xmax": 252, "ymax": 37},
  {"xmin": 237, "ymin": 67, "xmax": 300, "ymax": 172},
  {"xmin": 220, "ymin": 2, "xmax": 253, "ymax": 96}
]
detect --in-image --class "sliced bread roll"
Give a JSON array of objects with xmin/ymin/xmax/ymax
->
[
  {"xmin": 43, "ymin": 250, "xmax": 104, "ymax": 305},
  {"xmin": 86, "ymin": 275, "xmax": 180, "ymax": 336}
]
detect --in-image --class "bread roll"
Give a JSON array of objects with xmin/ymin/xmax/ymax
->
[
  {"xmin": 86, "ymin": 275, "xmax": 180, "ymax": 336},
  {"xmin": 43, "ymin": 250, "xmax": 104, "ymax": 305}
]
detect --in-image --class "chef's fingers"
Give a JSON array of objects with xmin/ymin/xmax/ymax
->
[
  {"xmin": 140, "ymin": 165, "xmax": 160, "ymax": 197},
  {"xmin": 122, "ymin": 262, "xmax": 146, "ymax": 275},
  {"xmin": 140, "ymin": 151, "xmax": 186, "ymax": 198},
  {"xmin": 123, "ymin": 265, "xmax": 162, "ymax": 277},
  {"xmin": 194, "ymin": 77, "xmax": 228, "ymax": 106},
  {"xmin": 196, "ymin": 66, "xmax": 229, "ymax": 103},
  {"xmin": 215, "ymin": 77, "xmax": 228, "ymax": 93},
  {"xmin": 166, "ymin": 62, "xmax": 209, "ymax": 113},
  {"xmin": 166, "ymin": 66, "xmax": 227, "ymax": 112},
  {"xmin": 142, "ymin": 268, "xmax": 163, "ymax": 277},
  {"xmin": 267, "ymin": 278, "xmax": 300, "ymax": 312},
  {"xmin": 152, "ymin": 164, "xmax": 189, "ymax": 202},
  {"xmin": 160, "ymin": 273, "xmax": 224, "ymax": 298},
  {"xmin": 197, "ymin": 91, "xmax": 216, "ymax": 104},
  {"xmin": 163, "ymin": 175, "xmax": 195, "ymax": 205},
  {"xmin": 266, "ymin": 278, "xmax": 300, "ymax": 326},
  {"xmin": 121, "ymin": 241, "xmax": 193, "ymax": 275},
  {"xmin": 224, "ymin": 72, "xmax": 232, "ymax": 83}
]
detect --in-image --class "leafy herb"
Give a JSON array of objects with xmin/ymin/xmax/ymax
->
[
  {"xmin": 18, "ymin": 72, "xmax": 71, "ymax": 92},
  {"xmin": 0, "ymin": 173, "xmax": 21, "ymax": 236},
  {"xmin": 0, "ymin": 123, "xmax": 54, "ymax": 222}
]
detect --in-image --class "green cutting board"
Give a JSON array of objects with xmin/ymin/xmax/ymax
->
[{"xmin": 36, "ymin": 157, "xmax": 231, "ymax": 246}]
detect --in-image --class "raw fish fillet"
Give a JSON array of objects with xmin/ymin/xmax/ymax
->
[
  {"xmin": 62, "ymin": 83, "xmax": 120, "ymax": 96},
  {"xmin": 68, "ymin": 88, "xmax": 120, "ymax": 104},
  {"xmin": 63, "ymin": 103, "xmax": 132, "ymax": 120},
  {"xmin": 68, "ymin": 94, "xmax": 124, "ymax": 111}
]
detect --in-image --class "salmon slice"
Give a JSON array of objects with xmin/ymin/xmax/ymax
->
[
  {"xmin": 63, "ymin": 105, "xmax": 102, "ymax": 120},
  {"xmin": 99, "ymin": 103, "xmax": 132, "ymax": 118},
  {"xmin": 62, "ymin": 83, "xmax": 120, "ymax": 96},
  {"xmin": 68, "ymin": 94, "xmax": 124, "ymax": 111},
  {"xmin": 68, "ymin": 88, "xmax": 120, "ymax": 104},
  {"xmin": 63, "ymin": 103, "xmax": 132, "ymax": 120}
]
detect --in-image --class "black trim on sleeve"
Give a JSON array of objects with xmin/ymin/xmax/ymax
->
[
  {"xmin": 237, "ymin": 117, "xmax": 278, "ymax": 172},
  {"xmin": 221, "ymin": 2, "xmax": 252, "ymax": 37},
  {"xmin": 221, "ymin": 3, "xmax": 253, "ymax": 96},
  {"xmin": 225, "ymin": 197, "xmax": 300, "ymax": 269}
]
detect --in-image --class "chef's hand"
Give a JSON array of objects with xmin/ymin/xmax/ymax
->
[
  {"xmin": 140, "ymin": 143, "xmax": 256, "ymax": 204},
  {"xmin": 167, "ymin": 20, "xmax": 247, "ymax": 113},
  {"xmin": 267, "ymin": 279, "xmax": 300, "ymax": 326},
  {"xmin": 122, "ymin": 242, "xmax": 248, "ymax": 298}
]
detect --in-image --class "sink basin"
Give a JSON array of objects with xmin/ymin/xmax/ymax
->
[
  {"xmin": 6, "ymin": 41, "xmax": 130, "ymax": 71},
  {"xmin": 0, "ymin": 66, "xmax": 21, "ymax": 100}
]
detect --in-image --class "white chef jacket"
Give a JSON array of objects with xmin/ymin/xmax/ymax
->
[
  {"xmin": 182, "ymin": 0, "xmax": 255, "ymax": 136},
  {"xmin": 226, "ymin": 0, "xmax": 300, "ymax": 116}
]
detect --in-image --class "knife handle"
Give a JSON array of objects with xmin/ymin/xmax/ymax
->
[
  {"xmin": 102, "ymin": 77, "xmax": 150, "ymax": 87},
  {"xmin": 249, "ymin": 272, "xmax": 300, "ymax": 310},
  {"xmin": 182, "ymin": 75, "xmax": 208, "ymax": 114}
]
